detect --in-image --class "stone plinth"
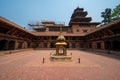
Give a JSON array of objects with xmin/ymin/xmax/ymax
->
[{"xmin": 50, "ymin": 54, "xmax": 72, "ymax": 61}]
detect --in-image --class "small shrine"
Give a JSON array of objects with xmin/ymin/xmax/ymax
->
[{"xmin": 50, "ymin": 27, "xmax": 72, "ymax": 61}]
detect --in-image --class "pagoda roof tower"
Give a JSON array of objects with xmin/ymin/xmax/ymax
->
[{"xmin": 69, "ymin": 7, "xmax": 99, "ymax": 26}]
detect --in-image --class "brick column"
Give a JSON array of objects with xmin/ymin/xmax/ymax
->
[
  {"xmin": 24, "ymin": 41, "xmax": 27, "ymax": 49},
  {"xmin": 22, "ymin": 42, "xmax": 25, "ymax": 49},
  {"xmin": 69, "ymin": 43, "xmax": 72, "ymax": 48},
  {"xmin": 47, "ymin": 42, "xmax": 50, "ymax": 48},
  {"xmin": 75, "ymin": 42, "xmax": 79, "ymax": 48},
  {"xmin": 46, "ymin": 27, "xmax": 49, "ymax": 32},
  {"xmin": 92, "ymin": 42, "xmax": 97, "ymax": 49},
  {"xmin": 39, "ymin": 42, "xmax": 43, "ymax": 48},
  {"xmin": 14, "ymin": 40, "xmax": 18, "ymax": 49},
  {"xmin": 101, "ymin": 41, "xmax": 105, "ymax": 49}
]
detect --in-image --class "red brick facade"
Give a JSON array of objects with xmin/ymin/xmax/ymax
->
[{"xmin": 0, "ymin": 7, "xmax": 120, "ymax": 51}]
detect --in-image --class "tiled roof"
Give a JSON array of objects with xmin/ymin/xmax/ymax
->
[
  {"xmin": 85, "ymin": 19, "xmax": 120, "ymax": 35},
  {"xmin": 0, "ymin": 16, "xmax": 34, "ymax": 36}
]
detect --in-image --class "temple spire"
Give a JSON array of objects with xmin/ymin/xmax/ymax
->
[{"xmin": 60, "ymin": 26, "xmax": 62, "ymax": 33}]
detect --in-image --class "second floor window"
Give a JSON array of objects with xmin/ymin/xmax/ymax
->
[
  {"xmin": 83, "ymin": 29, "xmax": 88, "ymax": 33},
  {"xmin": 76, "ymin": 29, "xmax": 79, "ymax": 32}
]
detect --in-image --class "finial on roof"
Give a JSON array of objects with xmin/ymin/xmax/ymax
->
[{"xmin": 60, "ymin": 26, "xmax": 62, "ymax": 33}]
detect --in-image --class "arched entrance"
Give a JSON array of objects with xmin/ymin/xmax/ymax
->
[
  {"xmin": 0, "ymin": 40, "xmax": 8, "ymax": 51},
  {"xmin": 50, "ymin": 43, "xmax": 55, "ymax": 48},
  {"xmin": 89, "ymin": 43, "xmax": 92, "ymax": 48},
  {"xmin": 27, "ymin": 42, "xmax": 31, "ymax": 48},
  {"xmin": 105, "ymin": 41, "xmax": 111, "ymax": 50},
  {"xmin": 18, "ymin": 42, "xmax": 23, "ymax": 49},
  {"xmin": 112, "ymin": 40, "xmax": 120, "ymax": 51},
  {"xmin": 97, "ymin": 42, "xmax": 101, "ymax": 49},
  {"xmin": 8, "ymin": 40, "xmax": 15, "ymax": 50}
]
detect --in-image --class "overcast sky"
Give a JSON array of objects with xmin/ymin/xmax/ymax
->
[{"xmin": 0, "ymin": 0, "xmax": 120, "ymax": 28}]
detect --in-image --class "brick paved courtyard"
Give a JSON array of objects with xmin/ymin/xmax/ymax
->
[{"xmin": 0, "ymin": 50, "xmax": 120, "ymax": 80}]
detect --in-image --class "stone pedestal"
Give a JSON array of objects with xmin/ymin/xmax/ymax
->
[{"xmin": 50, "ymin": 54, "xmax": 72, "ymax": 61}]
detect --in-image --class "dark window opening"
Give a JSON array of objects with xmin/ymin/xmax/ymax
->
[
  {"xmin": 44, "ymin": 43, "xmax": 47, "ymax": 48},
  {"xmin": 79, "ymin": 24, "xmax": 91, "ymax": 27},
  {"xmin": 112, "ymin": 40, "xmax": 120, "ymax": 51},
  {"xmin": 0, "ymin": 27, "xmax": 9, "ymax": 34},
  {"xmin": 76, "ymin": 29, "xmax": 79, "ymax": 32},
  {"xmin": 50, "ymin": 43, "xmax": 55, "ymax": 48},
  {"xmin": 0, "ymin": 40, "xmax": 8, "ymax": 51},
  {"xmin": 80, "ymin": 43, "xmax": 83, "ymax": 48},
  {"xmin": 89, "ymin": 43, "xmax": 92, "ymax": 48},
  {"xmin": 105, "ymin": 41, "xmax": 111, "ymax": 50},
  {"xmin": 97, "ymin": 42, "xmax": 101, "ymax": 49},
  {"xmin": 49, "ymin": 27, "xmax": 68, "ymax": 32},
  {"xmin": 18, "ymin": 42, "xmax": 23, "ymax": 49},
  {"xmin": 27, "ymin": 43, "xmax": 31, "ymax": 48},
  {"xmin": 72, "ymin": 43, "xmax": 75, "ymax": 48},
  {"xmin": 83, "ymin": 29, "xmax": 88, "ymax": 33},
  {"xmin": 8, "ymin": 41, "xmax": 15, "ymax": 50}
]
